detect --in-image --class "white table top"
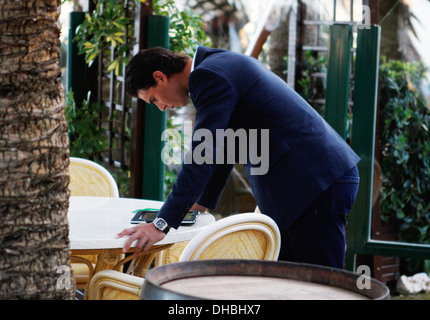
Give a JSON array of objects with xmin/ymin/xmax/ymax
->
[{"xmin": 68, "ymin": 196, "xmax": 216, "ymax": 250}]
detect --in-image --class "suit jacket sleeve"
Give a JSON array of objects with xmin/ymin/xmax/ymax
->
[
  {"xmin": 157, "ymin": 67, "xmax": 239, "ymax": 228},
  {"xmin": 196, "ymin": 163, "xmax": 234, "ymax": 209}
]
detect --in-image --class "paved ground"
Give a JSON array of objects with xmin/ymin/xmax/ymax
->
[{"xmin": 391, "ymin": 292, "xmax": 430, "ymax": 300}]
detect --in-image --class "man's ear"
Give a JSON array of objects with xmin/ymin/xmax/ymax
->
[{"xmin": 153, "ymin": 71, "xmax": 166, "ymax": 82}]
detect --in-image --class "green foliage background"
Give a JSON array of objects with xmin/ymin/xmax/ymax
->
[{"xmin": 378, "ymin": 59, "xmax": 430, "ymax": 246}]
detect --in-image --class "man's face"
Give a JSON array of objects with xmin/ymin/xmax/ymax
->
[{"xmin": 137, "ymin": 71, "xmax": 189, "ymax": 111}]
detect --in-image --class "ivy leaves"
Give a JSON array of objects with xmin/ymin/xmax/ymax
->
[
  {"xmin": 153, "ymin": 0, "xmax": 211, "ymax": 56},
  {"xmin": 74, "ymin": 0, "xmax": 134, "ymax": 76},
  {"xmin": 74, "ymin": 0, "xmax": 210, "ymax": 76}
]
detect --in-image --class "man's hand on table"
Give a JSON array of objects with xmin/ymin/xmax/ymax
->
[
  {"xmin": 116, "ymin": 223, "xmax": 165, "ymax": 256},
  {"xmin": 116, "ymin": 203, "xmax": 207, "ymax": 256},
  {"xmin": 190, "ymin": 203, "xmax": 207, "ymax": 212}
]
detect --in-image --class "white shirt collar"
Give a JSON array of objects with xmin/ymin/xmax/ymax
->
[{"xmin": 191, "ymin": 50, "xmax": 197, "ymax": 72}]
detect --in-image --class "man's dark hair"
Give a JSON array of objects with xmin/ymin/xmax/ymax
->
[{"xmin": 125, "ymin": 47, "xmax": 189, "ymax": 97}]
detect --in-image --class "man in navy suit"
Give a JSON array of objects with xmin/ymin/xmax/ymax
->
[{"xmin": 117, "ymin": 46, "xmax": 360, "ymax": 268}]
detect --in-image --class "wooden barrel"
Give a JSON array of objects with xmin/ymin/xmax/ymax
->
[{"xmin": 141, "ymin": 259, "xmax": 390, "ymax": 300}]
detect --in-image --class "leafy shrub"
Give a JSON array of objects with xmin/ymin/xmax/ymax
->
[
  {"xmin": 378, "ymin": 58, "xmax": 430, "ymax": 245},
  {"xmin": 73, "ymin": 0, "xmax": 135, "ymax": 76},
  {"xmin": 65, "ymin": 89, "xmax": 108, "ymax": 159}
]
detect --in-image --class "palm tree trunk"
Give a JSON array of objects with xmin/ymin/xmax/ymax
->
[{"xmin": 0, "ymin": 0, "xmax": 74, "ymax": 299}]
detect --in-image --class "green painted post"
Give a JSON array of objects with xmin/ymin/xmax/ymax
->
[
  {"xmin": 345, "ymin": 25, "xmax": 381, "ymax": 271},
  {"xmin": 325, "ymin": 24, "xmax": 352, "ymax": 139},
  {"xmin": 141, "ymin": 15, "xmax": 169, "ymax": 201},
  {"xmin": 67, "ymin": 12, "xmax": 86, "ymax": 107},
  {"xmin": 345, "ymin": 25, "xmax": 430, "ymax": 270}
]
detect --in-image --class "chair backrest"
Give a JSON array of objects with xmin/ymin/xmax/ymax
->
[
  {"xmin": 69, "ymin": 157, "xmax": 119, "ymax": 198},
  {"xmin": 178, "ymin": 212, "xmax": 281, "ymax": 262}
]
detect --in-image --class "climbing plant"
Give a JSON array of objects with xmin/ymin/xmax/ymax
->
[
  {"xmin": 73, "ymin": 0, "xmax": 136, "ymax": 76},
  {"xmin": 153, "ymin": 0, "xmax": 211, "ymax": 56}
]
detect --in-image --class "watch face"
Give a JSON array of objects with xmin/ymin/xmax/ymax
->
[{"xmin": 154, "ymin": 218, "xmax": 167, "ymax": 230}]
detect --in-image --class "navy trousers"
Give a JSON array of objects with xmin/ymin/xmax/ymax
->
[{"xmin": 278, "ymin": 166, "xmax": 360, "ymax": 269}]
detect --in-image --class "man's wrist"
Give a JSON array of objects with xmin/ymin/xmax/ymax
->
[{"xmin": 153, "ymin": 217, "xmax": 170, "ymax": 234}]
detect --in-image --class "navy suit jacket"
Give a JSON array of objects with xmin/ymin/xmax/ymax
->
[{"xmin": 158, "ymin": 46, "xmax": 360, "ymax": 231}]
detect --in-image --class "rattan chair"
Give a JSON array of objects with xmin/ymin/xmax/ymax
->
[
  {"xmin": 154, "ymin": 206, "xmax": 264, "ymax": 266},
  {"xmin": 69, "ymin": 157, "xmax": 119, "ymax": 198},
  {"xmin": 87, "ymin": 212, "xmax": 281, "ymax": 299},
  {"xmin": 68, "ymin": 157, "xmax": 120, "ymax": 290},
  {"xmin": 178, "ymin": 212, "xmax": 280, "ymax": 261},
  {"xmin": 87, "ymin": 270, "xmax": 144, "ymax": 300}
]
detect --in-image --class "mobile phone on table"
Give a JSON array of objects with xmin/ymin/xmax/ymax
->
[{"xmin": 130, "ymin": 209, "xmax": 200, "ymax": 225}]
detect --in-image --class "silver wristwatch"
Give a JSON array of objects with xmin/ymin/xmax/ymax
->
[{"xmin": 153, "ymin": 217, "xmax": 170, "ymax": 234}]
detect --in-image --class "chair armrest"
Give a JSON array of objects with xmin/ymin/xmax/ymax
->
[{"xmin": 87, "ymin": 270, "xmax": 144, "ymax": 300}]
